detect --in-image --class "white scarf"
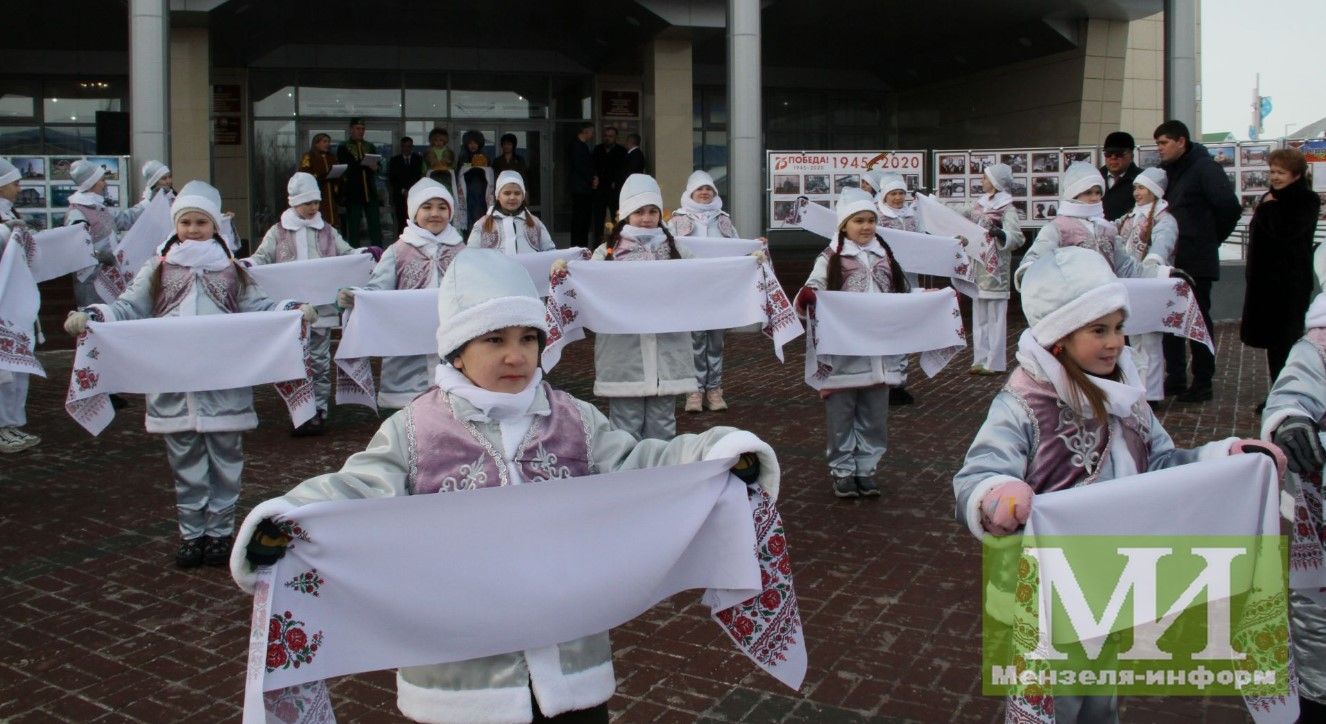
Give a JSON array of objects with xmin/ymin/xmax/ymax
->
[
  {"xmin": 238, "ymin": 461, "xmax": 806, "ymax": 723},
  {"xmin": 165, "ymin": 239, "xmax": 232, "ymax": 272},
  {"xmin": 1128, "ymin": 199, "xmax": 1168, "ymax": 222},
  {"xmin": 1006, "ymin": 454, "xmax": 1294, "ymax": 724},
  {"xmin": 1014, "ymin": 329, "xmax": 1145, "ymax": 477},
  {"xmin": 838, "ymin": 237, "xmax": 885, "ymax": 259},
  {"xmin": 334, "ymin": 289, "xmax": 440, "ymax": 410},
  {"xmin": 401, "ymin": 220, "xmax": 462, "ymax": 251},
  {"xmin": 434, "ymin": 363, "xmax": 542, "ymax": 423},
  {"xmin": 877, "ymin": 201, "xmax": 915, "ymax": 220},
  {"xmin": 280, "ymin": 207, "xmax": 325, "ymax": 233},
  {"xmin": 680, "ymin": 193, "xmax": 724, "ymax": 230},
  {"xmin": 976, "ymin": 191, "xmax": 1012, "ymax": 212},
  {"xmin": 0, "ymin": 197, "xmax": 12, "ymax": 221},
  {"xmin": 65, "ymin": 310, "xmax": 315, "ymax": 435},
  {"xmin": 621, "ymin": 224, "xmax": 667, "ymax": 246},
  {"xmin": 67, "ymin": 190, "xmax": 105, "ymax": 208},
  {"xmin": 542, "ymin": 255, "xmax": 803, "ymax": 370},
  {"xmin": 1057, "ymin": 200, "xmax": 1105, "ymax": 220},
  {"xmin": 804, "ymin": 289, "xmax": 966, "ymax": 390},
  {"xmin": 490, "ymin": 205, "xmax": 529, "ymax": 255}
]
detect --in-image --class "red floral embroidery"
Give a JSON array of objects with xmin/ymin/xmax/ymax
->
[
  {"xmin": 74, "ymin": 366, "xmax": 100, "ymax": 391},
  {"xmin": 266, "ymin": 610, "xmax": 324, "ymax": 672},
  {"xmin": 284, "ymin": 569, "xmax": 326, "ymax": 597}
]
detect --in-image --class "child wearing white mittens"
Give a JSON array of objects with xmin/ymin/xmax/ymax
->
[
  {"xmin": 954, "ymin": 246, "xmax": 1283, "ymax": 724},
  {"xmin": 591, "ymin": 174, "xmax": 697, "ymax": 440},
  {"xmin": 63, "ymin": 181, "xmax": 316, "ymax": 569},
  {"xmin": 230, "ymin": 248, "xmax": 780, "ymax": 724},
  {"xmin": 465, "ymin": 170, "xmax": 556, "ymax": 253},
  {"xmin": 667, "ymin": 169, "xmax": 739, "ymax": 414},
  {"xmin": 338, "ymin": 177, "xmax": 466, "ymax": 411},
  {"xmin": 961, "ymin": 163, "xmax": 1026, "ymax": 376},
  {"xmin": 249, "ymin": 172, "xmax": 369, "ymax": 433},
  {"xmin": 1117, "ymin": 167, "xmax": 1180, "ymax": 401}
]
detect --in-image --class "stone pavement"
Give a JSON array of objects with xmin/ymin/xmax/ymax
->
[{"xmin": 0, "ymin": 309, "xmax": 1272, "ymax": 723}]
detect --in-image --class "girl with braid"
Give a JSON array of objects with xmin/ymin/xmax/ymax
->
[
  {"xmin": 793, "ymin": 187, "xmax": 910, "ymax": 499},
  {"xmin": 1116, "ymin": 167, "xmax": 1178, "ymax": 401},
  {"xmin": 589, "ymin": 174, "xmax": 696, "ymax": 440}
]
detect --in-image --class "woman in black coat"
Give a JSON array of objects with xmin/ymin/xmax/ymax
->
[{"xmin": 1241, "ymin": 147, "xmax": 1322, "ymax": 387}]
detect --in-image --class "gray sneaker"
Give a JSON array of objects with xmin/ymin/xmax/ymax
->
[
  {"xmin": 832, "ymin": 475, "xmax": 859, "ymax": 498},
  {"xmin": 0, "ymin": 427, "xmax": 39, "ymax": 454},
  {"xmin": 855, "ymin": 476, "xmax": 880, "ymax": 497}
]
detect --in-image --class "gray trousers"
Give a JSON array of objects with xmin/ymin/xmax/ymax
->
[
  {"xmin": 824, "ymin": 385, "xmax": 888, "ymax": 477},
  {"xmin": 0, "ymin": 372, "xmax": 28, "ymax": 427},
  {"xmin": 310, "ymin": 327, "xmax": 332, "ymax": 414},
  {"xmin": 692, "ymin": 330, "xmax": 725, "ymax": 390},
  {"xmin": 164, "ymin": 431, "xmax": 244, "ymax": 539},
  {"xmin": 1292, "ymin": 590, "xmax": 1326, "ymax": 703},
  {"xmin": 608, "ymin": 396, "xmax": 676, "ymax": 440}
]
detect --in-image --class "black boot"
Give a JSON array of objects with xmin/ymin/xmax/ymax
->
[
  {"xmin": 1177, "ymin": 384, "xmax": 1213, "ymax": 403},
  {"xmin": 855, "ymin": 476, "xmax": 880, "ymax": 497},
  {"xmin": 202, "ymin": 535, "xmax": 234, "ymax": 567},
  {"xmin": 175, "ymin": 537, "xmax": 205, "ymax": 568},
  {"xmin": 888, "ymin": 387, "xmax": 914, "ymax": 406}
]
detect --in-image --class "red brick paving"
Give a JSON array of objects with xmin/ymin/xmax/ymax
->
[{"xmin": 2, "ymin": 300, "xmax": 1272, "ymax": 722}]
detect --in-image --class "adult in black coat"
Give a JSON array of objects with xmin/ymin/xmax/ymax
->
[
  {"xmin": 336, "ymin": 118, "xmax": 383, "ymax": 247},
  {"xmin": 621, "ymin": 133, "xmax": 646, "ymax": 181},
  {"xmin": 1099, "ymin": 131, "xmax": 1142, "ymax": 221},
  {"xmin": 387, "ymin": 137, "xmax": 423, "ymax": 235},
  {"xmin": 1154, "ymin": 120, "xmax": 1241, "ymax": 402},
  {"xmin": 591, "ymin": 127, "xmax": 626, "ymax": 242},
  {"xmin": 567, "ymin": 123, "xmax": 595, "ymax": 247},
  {"xmin": 1240, "ymin": 148, "xmax": 1322, "ymax": 386}
]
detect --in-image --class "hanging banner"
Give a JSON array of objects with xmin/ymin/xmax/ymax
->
[{"xmin": 767, "ymin": 150, "xmax": 926, "ymax": 230}]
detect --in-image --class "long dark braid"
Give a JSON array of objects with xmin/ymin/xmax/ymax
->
[{"xmin": 150, "ymin": 233, "xmax": 247, "ymax": 302}]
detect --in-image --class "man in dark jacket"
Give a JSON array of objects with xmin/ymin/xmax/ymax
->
[
  {"xmin": 387, "ymin": 136, "xmax": 423, "ymax": 235},
  {"xmin": 567, "ymin": 123, "xmax": 595, "ymax": 247},
  {"xmin": 337, "ymin": 118, "xmax": 382, "ymax": 247},
  {"xmin": 591, "ymin": 126, "xmax": 626, "ymax": 242},
  {"xmin": 1154, "ymin": 119, "xmax": 1241, "ymax": 403},
  {"xmin": 1099, "ymin": 131, "xmax": 1142, "ymax": 221},
  {"xmin": 622, "ymin": 133, "xmax": 647, "ymax": 180}
]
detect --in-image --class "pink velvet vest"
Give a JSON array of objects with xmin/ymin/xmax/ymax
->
[
  {"xmin": 612, "ymin": 235, "xmax": 675, "ymax": 261},
  {"xmin": 153, "ymin": 262, "xmax": 242, "ymax": 316},
  {"xmin": 820, "ymin": 245, "xmax": 897, "ymax": 293},
  {"xmin": 671, "ymin": 213, "xmax": 736, "ymax": 238},
  {"xmin": 71, "ymin": 203, "xmax": 114, "ymax": 242},
  {"xmin": 1003, "ymin": 368, "xmax": 1150, "ymax": 494},
  {"xmin": 1051, "ymin": 217, "xmax": 1116, "ymax": 271},
  {"xmin": 394, "ymin": 242, "xmax": 464, "ymax": 290},
  {"xmin": 273, "ymin": 224, "xmax": 339, "ymax": 262},
  {"xmin": 878, "ymin": 214, "xmax": 918, "ymax": 233},
  {"xmin": 404, "ymin": 384, "xmax": 593, "ymax": 494},
  {"xmin": 474, "ymin": 214, "xmax": 545, "ymax": 251}
]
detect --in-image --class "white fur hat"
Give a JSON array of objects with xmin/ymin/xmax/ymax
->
[
  {"xmin": 70, "ymin": 159, "xmax": 106, "ymax": 192},
  {"xmin": 984, "ymin": 163, "xmax": 1014, "ymax": 193},
  {"xmin": 435, "ymin": 248, "xmax": 549, "ymax": 359},
  {"xmin": 859, "ymin": 169, "xmax": 884, "ymax": 193},
  {"xmin": 878, "ymin": 172, "xmax": 908, "ymax": 196},
  {"xmin": 1063, "ymin": 161, "xmax": 1105, "ymax": 201},
  {"xmin": 408, "ymin": 177, "xmax": 456, "ymax": 220},
  {"xmin": 287, "ymin": 172, "xmax": 321, "ymax": 206},
  {"xmin": 141, "ymin": 160, "xmax": 170, "ymax": 189},
  {"xmin": 495, "ymin": 170, "xmax": 526, "ymax": 196},
  {"xmin": 684, "ymin": 169, "xmax": 717, "ymax": 197},
  {"xmin": 1133, "ymin": 167, "xmax": 1168, "ymax": 200},
  {"xmin": 0, "ymin": 158, "xmax": 18, "ymax": 187},
  {"xmin": 1021, "ymin": 246, "xmax": 1130, "ymax": 347},
  {"xmin": 171, "ymin": 180, "xmax": 224, "ymax": 227},
  {"xmin": 835, "ymin": 187, "xmax": 877, "ymax": 228},
  {"xmin": 618, "ymin": 173, "xmax": 664, "ymax": 220}
]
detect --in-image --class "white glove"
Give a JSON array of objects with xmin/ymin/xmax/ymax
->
[
  {"xmin": 551, "ymin": 259, "xmax": 569, "ymax": 273},
  {"xmin": 300, "ymin": 304, "xmax": 318, "ymax": 324},
  {"xmin": 337, "ymin": 288, "xmax": 355, "ymax": 309},
  {"xmin": 64, "ymin": 311, "xmax": 90, "ymax": 336},
  {"xmin": 751, "ymin": 250, "xmax": 767, "ymax": 264}
]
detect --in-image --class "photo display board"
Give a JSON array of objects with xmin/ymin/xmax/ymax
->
[
  {"xmin": 931, "ymin": 146, "xmax": 1098, "ymax": 225},
  {"xmin": 767, "ymin": 150, "xmax": 927, "ymax": 229},
  {"xmin": 5, "ymin": 155, "xmax": 132, "ymax": 230}
]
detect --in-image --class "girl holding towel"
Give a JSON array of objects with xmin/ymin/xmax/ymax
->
[
  {"xmin": 961, "ymin": 163, "xmax": 1025, "ymax": 376},
  {"xmin": 465, "ymin": 170, "xmax": 556, "ymax": 253}
]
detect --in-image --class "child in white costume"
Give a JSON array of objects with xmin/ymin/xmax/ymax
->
[
  {"xmin": 64, "ymin": 181, "xmax": 316, "ymax": 568},
  {"xmin": 64, "ymin": 158, "xmax": 149, "ymax": 306},
  {"xmin": 667, "ymin": 169, "xmax": 738, "ymax": 414},
  {"xmin": 248, "ymin": 172, "xmax": 369, "ymax": 433},
  {"xmin": 954, "ymin": 246, "xmax": 1280, "ymax": 724},
  {"xmin": 1117, "ymin": 167, "xmax": 1179, "ymax": 401},
  {"xmin": 139, "ymin": 160, "xmax": 174, "ymax": 204},
  {"xmin": 1015, "ymin": 162, "xmax": 1162, "ymax": 289},
  {"xmin": 961, "ymin": 163, "xmax": 1025, "ymax": 375},
  {"xmin": 794, "ymin": 187, "xmax": 910, "ymax": 499},
  {"xmin": 338, "ymin": 178, "xmax": 466, "ymax": 410},
  {"xmin": 231, "ymin": 248, "xmax": 780, "ymax": 724},
  {"xmin": 0, "ymin": 158, "xmax": 39, "ymax": 453},
  {"xmin": 465, "ymin": 170, "xmax": 556, "ymax": 253},
  {"xmin": 591, "ymin": 174, "xmax": 698, "ymax": 440}
]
